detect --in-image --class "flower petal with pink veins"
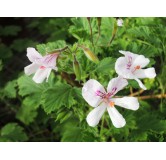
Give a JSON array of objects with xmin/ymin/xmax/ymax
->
[
  {"xmin": 82, "ymin": 79, "xmax": 106, "ymax": 108},
  {"xmin": 107, "ymin": 76, "xmax": 128, "ymax": 96},
  {"xmin": 115, "ymin": 57, "xmax": 135, "ymax": 79},
  {"xmin": 41, "ymin": 53, "xmax": 59, "ymax": 69}
]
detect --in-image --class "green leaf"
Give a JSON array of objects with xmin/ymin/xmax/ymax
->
[
  {"xmin": 10, "ymin": 38, "xmax": 36, "ymax": 52},
  {"xmin": 42, "ymin": 84, "xmax": 75, "ymax": 113},
  {"xmin": 0, "ymin": 43, "xmax": 13, "ymax": 59},
  {"xmin": 61, "ymin": 119, "xmax": 99, "ymax": 142},
  {"xmin": 0, "ymin": 25, "xmax": 21, "ymax": 36},
  {"xmin": 17, "ymin": 75, "xmax": 45, "ymax": 96},
  {"xmin": 3, "ymin": 80, "xmax": 17, "ymax": 98},
  {"xmin": 23, "ymin": 95, "xmax": 41, "ymax": 109},
  {"xmin": 128, "ymin": 79, "xmax": 140, "ymax": 89},
  {"xmin": 36, "ymin": 40, "xmax": 66, "ymax": 55},
  {"xmin": 16, "ymin": 105, "xmax": 38, "ymax": 125},
  {"xmin": 94, "ymin": 57, "xmax": 116, "ymax": 74},
  {"xmin": 0, "ymin": 123, "xmax": 28, "ymax": 142},
  {"xmin": 69, "ymin": 17, "xmax": 92, "ymax": 40},
  {"xmin": 56, "ymin": 111, "xmax": 73, "ymax": 124},
  {"xmin": 127, "ymin": 26, "xmax": 151, "ymax": 40},
  {"xmin": 137, "ymin": 114, "xmax": 166, "ymax": 132}
]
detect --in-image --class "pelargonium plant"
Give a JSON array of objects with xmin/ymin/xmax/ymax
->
[{"xmin": 24, "ymin": 18, "xmax": 156, "ymax": 129}]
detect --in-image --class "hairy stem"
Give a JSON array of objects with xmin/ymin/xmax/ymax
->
[
  {"xmin": 87, "ymin": 18, "xmax": 94, "ymax": 48},
  {"xmin": 48, "ymin": 46, "xmax": 69, "ymax": 54}
]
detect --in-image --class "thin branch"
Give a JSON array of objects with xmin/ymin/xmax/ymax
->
[
  {"xmin": 130, "ymin": 87, "xmax": 133, "ymax": 95},
  {"xmin": 115, "ymin": 94, "xmax": 166, "ymax": 100},
  {"xmin": 130, "ymin": 89, "xmax": 144, "ymax": 97},
  {"xmin": 137, "ymin": 94, "xmax": 166, "ymax": 100}
]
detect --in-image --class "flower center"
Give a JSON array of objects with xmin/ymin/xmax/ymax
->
[
  {"xmin": 40, "ymin": 66, "xmax": 46, "ymax": 69},
  {"xmin": 95, "ymin": 87, "xmax": 117, "ymax": 107},
  {"xmin": 43, "ymin": 53, "xmax": 58, "ymax": 65},
  {"xmin": 109, "ymin": 101, "xmax": 115, "ymax": 107},
  {"xmin": 132, "ymin": 65, "xmax": 140, "ymax": 73},
  {"xmin": 126, "ymin": 56, "xmax": 132, "ymax": 69}
]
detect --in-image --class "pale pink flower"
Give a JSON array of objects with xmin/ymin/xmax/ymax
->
[
  {"xmin": 117, "ymin": 18, "xmax": 123, "ymax": 27},
  {"xmin": 24, "ymin": 47, "xmax": 59, "ymax": 83},
  {"xmin": 115, "ymin": 50, "xmax": 156, "ymax": 90},
  {"xmin": 82, "ymin": 76, "xmax": 139, "ymax": 128}
]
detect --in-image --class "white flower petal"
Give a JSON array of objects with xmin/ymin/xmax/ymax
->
[
  {"xmin": 115, "ymin": 57, "xmax": 134, "ymax": 79},
  {"xmin": 117, "ymin": 19, "xmax": 123, "ymax": 27},
  {"xmin": 134, "ymin": 68, "xmax": 156, "ymax": 79},
  {"xmin": 82, "ymin": 79, "xmax": 106, "ymax": 107},
  {"xmin": 135, "ymin": 78, "xmax": 147, "ymax": 90},
  {"xmin": 112, "ymin": 97, "xmax": 139, "ymax": 110},
  {"xmin": 86, "ymin": 103, "xmax": 106, "ymax": 127},
  {"xmin": 119, "ymin": 50, "xmax": 139, "ymax": 60},
  {"xmin": 107, "ymin": 76, "xmax": 128, "ymax": 96},
  {"xmin": 107, "ymin": 106, "xmax": 126, "ymax": 128},
  {"xmin": 41, "ymin": 53, "xmax": 59, "ymax": 69},
  {"xmin": 24, "ymin": 63, "xmax": 39, "ymax": 76},
  {"xmin": 132, "ymin": 55, "xmax": 150, "ymax": 68},
  {"xmin": 27, "ymin": 47, "xmax": 42, "ymax": 63},
  {"xmin": 32, "ymin": 68, "xmax": 51, "ymax": 83}
]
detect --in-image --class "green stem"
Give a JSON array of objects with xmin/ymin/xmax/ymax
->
[
  {"xmin": 100, "ymin": 114, "xmax": 105, "ymax": 141},
  {"xmin": 95, "ymin": 17, "xmax": 101, "ymax": 45},
  {"xmin": 87, "ymin": 18, "xmax": 95, "ymax": 49},
  {"xmin": 48, "ymin": 46, "xmax": 69, "ymax": 54},
  {"xmin": 107, "ymin": 20, "xmax": 118, "ymax": 47}
]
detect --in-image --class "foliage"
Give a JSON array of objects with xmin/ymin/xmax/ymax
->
[{"xmin": 0, "ymin": 17, "xmax": 166, "ymax": 142}]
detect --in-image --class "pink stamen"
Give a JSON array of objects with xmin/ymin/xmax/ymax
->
[
  {"xmin": 126, "ymin": 56, "xmax": 132, "ymax": 69},
  {"xmin": 95, "ymin": 87, "xmax": 117, "ymax": 99},
  {"xmin": 40, "ymin": 66, "xmax": 46, "ymax": 69},
  {"xmin": 132, "ymin": 65, "xmax": 141, "ymax": 73}
]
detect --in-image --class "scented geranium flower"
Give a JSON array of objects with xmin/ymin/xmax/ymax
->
[
  {"xmin": 117, "ymin": 18, "xmax": 123, "ymax": 27},
  {"xmin": 24, "ymin": 47, "xmax": 59, "ymax": 83},
  {"xmin": 115, "ymin": 50, "xmax": 156, "ymax": 90},
  {"xmin": 82, "ymin": 76, "xmax": 139, "ymax": 128}
]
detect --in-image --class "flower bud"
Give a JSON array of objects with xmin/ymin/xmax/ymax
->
[
  {"xmin": 73, "ymin": 56, "xmax": 81, "ymax": 81},
  {"xmin": 117, "ymin": 18, "xmax": 123, "ymax": 27},
  {"xmin": 78, "ymin": 45, "xmax": 99, "ymax": 64},
  {"xmin": 97, "ymin": 17, "xmax": 102, "ymax": 27}
]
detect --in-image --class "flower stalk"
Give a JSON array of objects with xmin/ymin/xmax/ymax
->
[{"xmin": 107, "ymin": 20, "xmax": 118, "ymax": 47}]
